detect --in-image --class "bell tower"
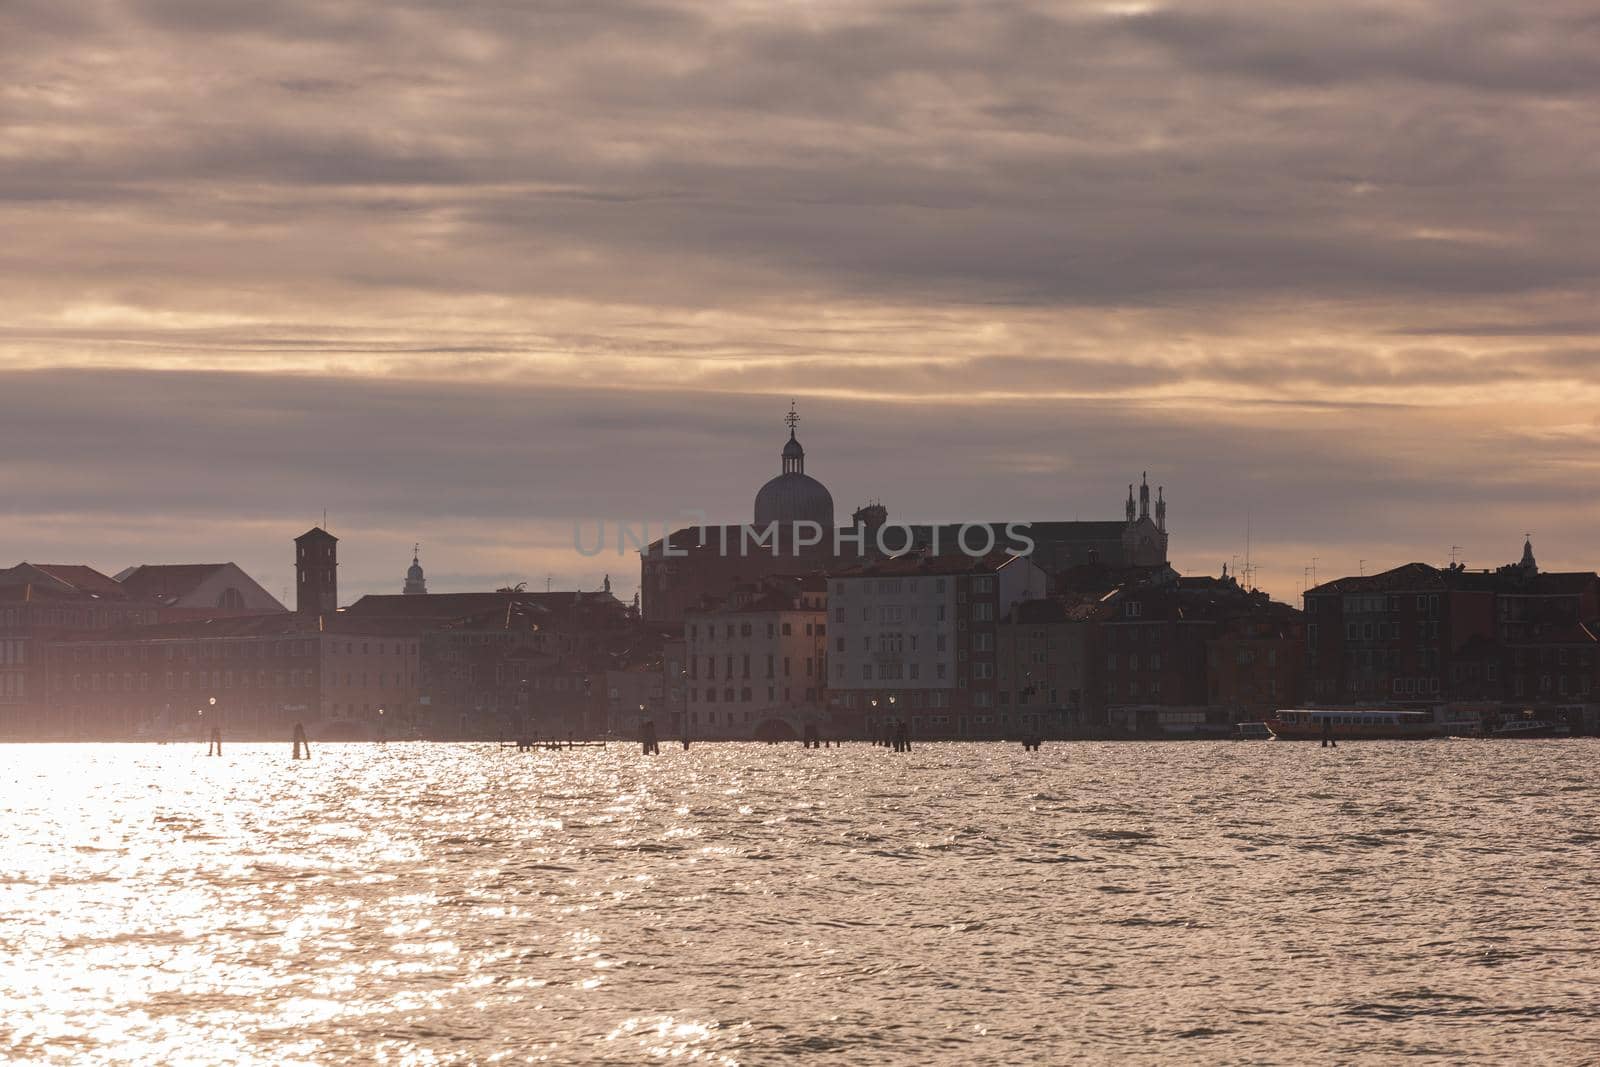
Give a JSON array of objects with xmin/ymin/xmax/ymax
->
[{"xmin": 295, "ymin": 527, "xmax": 339, "ymax": 615}]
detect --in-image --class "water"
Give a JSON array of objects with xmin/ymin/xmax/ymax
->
[{"xmin": 3, "ymin": 741, "xmax": 1597, "ymax": 1065}]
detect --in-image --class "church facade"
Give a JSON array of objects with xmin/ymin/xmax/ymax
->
[{"xmin": 639, "ymin": 407, "xmax": 1170, "ymax": 623}]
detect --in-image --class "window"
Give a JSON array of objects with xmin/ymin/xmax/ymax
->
[{"xmin": 863, "ymin": 664, "xmax": 873, "ymax": 680}]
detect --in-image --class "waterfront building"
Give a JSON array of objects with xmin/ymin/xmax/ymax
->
[
  {"xmin": 824, "ymin": 553, "xmax": 1047, "ymax": 739},
  {"xmin": 996, "ymin": 595, "xmax": 1101, "ymax": 737},
  {"xmin": 1303, "ymin": 542, "xmax": 1600, "ymax": 728},
  {"xmin": 1099, "ymin": 573, "xmax": 1301, "ymax": 737},
  {"xmin": 343, "ymin": 586, "xmax": 649, "ymax": 738},
  {"xmin": 34, "ymin": 613, "xmax": 421, "ymax": 741},
  {"xmin": 0, "ymin": 565, "xmax": 162, "ymax": 737},
  {"xmin": 684, "ymin": 576, "xmax": 828, "ymax": 741}
]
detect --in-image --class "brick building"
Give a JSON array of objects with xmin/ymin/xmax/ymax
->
[{"xmin": 1303, "ymin": 541, "xmax": 1600, "ymax": 722}]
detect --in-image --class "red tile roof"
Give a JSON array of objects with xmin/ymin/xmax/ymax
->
[{"xmin": 28, "ymin": 564, "xmax": 127, "ymax": 598}]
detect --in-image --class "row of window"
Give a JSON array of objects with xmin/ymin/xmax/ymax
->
[
  {"xmin": 690, "ymin": 686, "xmax": 819, "ymax": 704},
  {"xmin": 686, "ymin": 620, "xmax": 820, "ymax": 640},
  {"xmin": 49, "ymin": 639, "xmax": 415, "ymax": 664},
  {"xmin": 832, "ymin": 691, "xmax": 954, "ymax": 709},
  {"xmin": 52, "ymin": 669, "xmax": 418, "ymax": 693},
  {"xmin": 690, "ymin": 655, "xmax": 814, "ymax": 680},
  {"xmin": 1337, "ymin": 594, "xmax": 1441, "ymax": 616},
  {"xmin": 845, "ymin": 662, "xmax": 952, "ymax": 682},
  {"xmin": 834, "ymin": 578, "xmax": 959, "ymax": 596}
]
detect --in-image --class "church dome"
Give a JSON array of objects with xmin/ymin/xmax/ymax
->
[
  {"xmin": 755, "ymin": 469, "xmax": 835, "ymax": 529},
  {"xmin": 407, "ymin": 559, "xmax": 424, "ymax": 581},
  {"xmin": 754, "ymin": 406, "xmax": 834, "ymax": 530}
]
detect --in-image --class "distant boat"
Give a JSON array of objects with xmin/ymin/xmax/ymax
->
[
  {"xmin": 1232, "ymin": 722, "xmax": 1272, "ymax": 740},
  {"xmin": 1492, "ymin": 717, "xmax": 1572, "ymax": 739},
  {"xmin": 1264, "ymin": 708, "xmax": 1475, "ymax": 741}
]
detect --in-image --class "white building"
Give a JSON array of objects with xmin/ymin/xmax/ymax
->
[{"xmin": 826, "ymin": 553, "xmax": 1046, "ymax": 738}]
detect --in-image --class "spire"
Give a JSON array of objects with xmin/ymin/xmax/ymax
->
[
  {"xmin": 1156, "ymin": 486, "xmax": 1166, "ymax": 533},
  {"xmin": 603, "ymin": 573, "xmax": 612, "ymax": 595},
  {"xmin": 781, "ymin": 401, "xmax": 805, "ymax": 474},
  {"xmin": 1125, "ymin": 483, "xmax": 1136, "ymax": 523},
  {"xmin": 1520, "ymin": 534, "xmax": 1537, "ymax": 575},
  {"xmin": 1139, "ymin": 471, "xmax": 1150, "ymax": 520}
]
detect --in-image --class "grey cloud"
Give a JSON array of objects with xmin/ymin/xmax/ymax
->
[
  {"xmin": 1, "ymin": 368, "xmax": 1594, "ymax": 604},
  {"xmin": 2, "ymin": 1, "xmax": 1597, "ymax": 595}
]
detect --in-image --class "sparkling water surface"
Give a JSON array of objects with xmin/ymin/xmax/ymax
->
[{"xmin": 3, "ymin": 741, "xmax": 1597, "ymax": 1064}]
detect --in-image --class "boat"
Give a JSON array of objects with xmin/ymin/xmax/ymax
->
[
  {"xmin": 1492, "ymin": 715, "xmax": 1572, "ymax": 739},
  {"xmin": 1263, "ymin": 708, "xmax": 1476, "ymax": 741},
  {"xmin": 1231, "ymin": 722, "xmax": 1272, "ymax": 740}
]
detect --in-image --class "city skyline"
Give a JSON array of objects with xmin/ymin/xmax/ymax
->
[
  {"xmin": 0, "ymin": 379, "xmax": 1580, "ymax": 604},
  {"xmin": 6, "ymin": 1, "xmax": 1599, "ymax": 606}
]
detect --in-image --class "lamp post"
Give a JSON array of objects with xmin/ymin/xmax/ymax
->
[
  {"xmin": 203, "ymin": 696, "xmax": 220, "ymax": 755},
  {"xmin": 377, "ymin": 706, "xmax": 386, "ymax": 744}
]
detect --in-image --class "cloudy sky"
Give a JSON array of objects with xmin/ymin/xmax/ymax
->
[{"xmin": 3, "ymin": 0, "xmax": 1598, "ymax": 604}]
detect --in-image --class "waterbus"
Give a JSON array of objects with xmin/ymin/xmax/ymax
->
[{"xmin": 1264, "ymin": 708, "xmax": 1474, "ymax": 741}]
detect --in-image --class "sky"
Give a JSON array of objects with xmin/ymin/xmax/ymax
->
[{"xmin": 3, "ymin": 0, "xmax": 1599, "ymax": 605}]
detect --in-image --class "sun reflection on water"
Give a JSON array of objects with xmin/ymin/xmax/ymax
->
[{"xmin": 3, "ymin": 740, "xmax": 1600, "ymax": 1063}]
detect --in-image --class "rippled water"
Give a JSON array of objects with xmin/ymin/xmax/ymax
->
[{"xmin": 3, "ymin": 741, "xmax": 1597, "ymax": 1064}]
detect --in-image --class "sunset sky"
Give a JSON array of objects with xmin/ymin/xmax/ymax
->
[{"xmin": 3, "ymin": 1, "xmax": 1598, "ymax": 605}]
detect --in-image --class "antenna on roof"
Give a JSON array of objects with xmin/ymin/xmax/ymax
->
[
  {"xmin": 1359, "ymin": 559, "xmax": 1366, "ymax": 576},
  {"xmin": 1244, "ymin": 512, "xmax": 1256, "ymax": 591},
  {"xmin": 1450, "ymin": 545, "xmax": 1463, "ymax": 567}
]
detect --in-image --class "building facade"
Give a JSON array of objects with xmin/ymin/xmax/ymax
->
[
  {"xmin": 1303, "ymin": 543, "xmax": 1600, "ymax": 727},
  {"xmin": 684, "ymin": 577, "xmax": 828, "ymax": 740},
  {"xmin": 825, "ymin": 554, "xmax": 1047, "ymax": 739}
]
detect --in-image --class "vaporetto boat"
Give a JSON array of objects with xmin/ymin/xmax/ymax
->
[{"xmin": 1264, "ymin": 708, "xmax": 1476, "ymax": 741}]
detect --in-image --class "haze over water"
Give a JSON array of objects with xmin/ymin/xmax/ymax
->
[{"xmin": 3, "ymin": 741, "xmax": 1596, "ymax": 1064}]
